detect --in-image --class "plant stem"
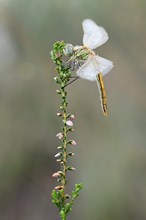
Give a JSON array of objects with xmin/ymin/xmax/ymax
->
[
  {"xmin": 62, "ymin": 87, "xmax": 67, "ymax": 199},
  {"xmin": 51, "ymin": 41, "xmax": 83, "ymax": 220}
]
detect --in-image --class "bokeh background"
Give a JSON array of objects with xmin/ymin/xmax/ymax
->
[{"xmin": 0, "ymin": 0, "xmax": 146, "ymax": 219}]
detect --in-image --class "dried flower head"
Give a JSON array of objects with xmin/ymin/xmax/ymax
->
[{"xmin": 55, "ymin": 185, "xmax": 64, "ymax": 190}]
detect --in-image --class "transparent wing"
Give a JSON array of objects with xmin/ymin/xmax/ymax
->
[
  {"xmin": 94, "ymin": 56, "xmax": 113, "ymax": 76},
  {"xmin": 76, "ymin": 55, "xmax": 113, "ymax": 81},
  {"xmin": 82, "ymin": 19, "xmax": 109, "ymax": 49},
  {"xmin": 76, "ymin": 56, "xmax": 98, "ymax": 81}
]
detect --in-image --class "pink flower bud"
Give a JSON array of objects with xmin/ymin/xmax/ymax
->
[
  {"xmin": 56, "ymin": 132, "xmax": 63, "ymax": 139},
  {"xmin": 71, "ymin": 140, "xmax": 77, "ymax": 146},
  {"xmin": 52, "ymin": 172, "xmax": 61, "ymax": 178},
  {"xmin": 66, "ymin": 120, "xmax": 73, "ymax": 126},
  {"xmin": 70, "ymin": 114, "xmax": 75, "ymax": 120},
  {"xmin": 70, "ymin": 167, "xmax": 76, "ymax": 171}
]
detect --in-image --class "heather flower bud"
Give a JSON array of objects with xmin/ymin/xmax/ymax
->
[
  {"xmin": 57, "ymin": 112, "xmax": 62, "ymax": 117},
  {"xmin": 66, "ymin": 120, "xmax": 73, "ymax": 126},
  {"xmin": 57, "ymin": 178, "xmax": 61, "ymax": 182},
  {"xmin": 67, "ymin": 140, "xmax": 77, "ymax": 145},
  {"xmin": 67, "ymin": 128, "xmax": 74, "ymax": 132},
  {"xmin": 67, "ymin": 114, "xmax": 75, "ymax": 120},
  {"xmin": 54, "ymin": 77, "xmax": 59, "ymax": 83},
  {"xmin": 57, "ymin": 146, "xmax": 63, "ymax": 149},
  {"xmin": 55, "ymin": 152, "xmax": 62, "ymax": 158},
  {"xmin": 56, "ymin": 159, "xmax": 62, "ymax": 162},
  {"xmin": 70, "ymin": 167, "xmax": 76, "ymax": 171},
  {"xmin": 52, "ymin": 172, "xmax": 61, "ymax": 178},
  {"xmin": 70, "ymin": 114, "xmax": 75, "ymax": 120},
  {"xmin": 66, "ymin": 166, "xmax": 76, "ymax": 171},
  {"xmin": 56, "ymin": 132, "xmax": 63, "ymax": 140},
  {"xmin": 65, "ymin": 194, "xmax": 71, "ymax": 199},
  {"xmin": 56, "ymin": 90, "xmax": 61, "ymax": 94},
  {"xmin": 71, "ymin": 140, "xmax": 77, "ymax": 146},
  {"xmin": 55, "ymin": 185, "xmax": 64, "ymax": 190},
  {"xmin": 68, "ymin": 152, "xmax": 75, "ymax": 156}
]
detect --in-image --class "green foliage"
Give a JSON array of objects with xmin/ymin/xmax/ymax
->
[
  {"xmin": 50, "ymin": 41, "xmax": 71, "ymax": 88},
  {"xmin": 72, "ymin": 183, "xmax": 83, "ymax": 200},
  {"xmin": 52, "ymin": 183, "xmax": 83, "ymax": 219},
  {"xmin": 52, "ymin": 189, "xmax": 65, "ymax": 211}
]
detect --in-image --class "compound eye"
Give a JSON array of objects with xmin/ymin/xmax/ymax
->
[{"xmin": 63, "ymin": 44, "xmax": 74, "ymax": 56}]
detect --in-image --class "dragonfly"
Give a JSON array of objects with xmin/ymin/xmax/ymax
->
[{"xmin": 63, "ymin": 19, "xmax": 113, "ymax": 116}]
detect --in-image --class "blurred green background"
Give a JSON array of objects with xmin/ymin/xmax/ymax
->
[{"xmin": 0, "ymin": 0, "xmax": 146, "ymax": 219}]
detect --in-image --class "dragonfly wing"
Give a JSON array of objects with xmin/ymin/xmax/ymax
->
[
  {"xmin": 76, "ymin": 56, "xmax": 113, "ymax": 81},
  {"xmin": 94, "ymin": 56, "xmax": 113, "ymax": 76},
  {"xmin": 76, "ymin": 56, "xmax": 98, "ymax": 81},
  {"xmin": 82, "ymin": 19, "xmax": 109, "ymax": 49}
]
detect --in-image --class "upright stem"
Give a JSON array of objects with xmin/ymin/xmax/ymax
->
[
  {"xmin": 51, "ymin": 41, "xmax": 83, "ymax": 220},
  {"xmin": 61, "ymin": 86, "xmax": 68, "ymax": 199}
]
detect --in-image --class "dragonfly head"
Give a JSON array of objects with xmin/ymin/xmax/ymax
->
[{"xmin": 63, "ymin": 44, "xmax": 74, "ymax": 57}]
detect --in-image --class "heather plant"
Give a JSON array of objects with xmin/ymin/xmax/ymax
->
[
  {"xmin": 50, "ymin": 19, "xmax": 113, "ymax": 220},
  {"xmin": 51, "ymin": 41, "xmax": 83, "ymax": 220}
]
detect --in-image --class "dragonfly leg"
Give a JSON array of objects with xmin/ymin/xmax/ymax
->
[
  {"xmin": 61, "ymin": 56, "xmax": 75, "ymax": 69},
  {"xmin": 70, "ymin": 60, "xmax": 76, "ymax": 71},
  {"xmin": 64, "ymin": 76, "xmax": 79, "ymax": 87}
]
